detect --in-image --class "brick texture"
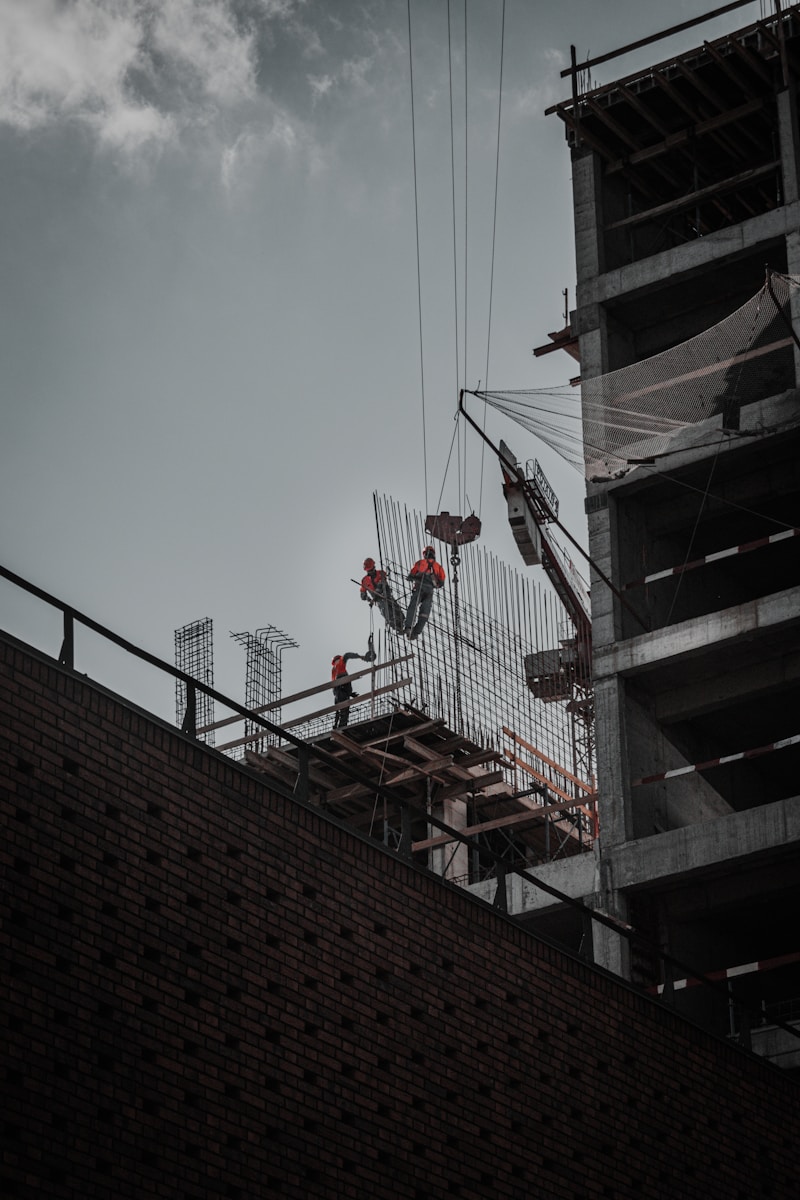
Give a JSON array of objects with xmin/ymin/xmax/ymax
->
[{"xmin": 1, "ymin": 634, "xmax": 798, "ymax": 1199}]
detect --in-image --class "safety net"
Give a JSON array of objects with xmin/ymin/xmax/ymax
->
[{"xmin": 477, "ymin": 271, "xmax": 800, "ymax": 481}]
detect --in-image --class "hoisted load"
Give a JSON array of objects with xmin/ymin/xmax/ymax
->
[{"xmin": 423, "ymin": 511, "xmax": 481, "ymax": 547}]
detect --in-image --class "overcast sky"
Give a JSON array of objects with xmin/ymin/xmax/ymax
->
[{"xmin": 0, "ymin": 0, "xmax": 766, "ymax": 720}]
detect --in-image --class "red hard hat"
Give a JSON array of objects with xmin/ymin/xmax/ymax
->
[{"xmin": 363, "ymin": 557, "xmax": 375, "ymax": 570}]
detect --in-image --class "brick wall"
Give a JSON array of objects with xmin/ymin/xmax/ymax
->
[{"xmin": 1, "ymin": 633, "xmax": 798, "ymax": 1199}]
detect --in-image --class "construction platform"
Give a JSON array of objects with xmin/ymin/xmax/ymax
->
[{"xmin": 243, "ymin": 704, "xmax": 595, "ymax": 882}]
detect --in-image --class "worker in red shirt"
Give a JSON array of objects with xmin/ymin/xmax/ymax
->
[
  {"xmin": 360, "ymin": 557, "xmax": 405, "ymax": 632},
  {"xmin": 404, "ymin": 545, "xmax": 446, "ymax": 639},
  {"xmin": 331, "ymin": 652, "xmax": 363, "ymax": 729}
]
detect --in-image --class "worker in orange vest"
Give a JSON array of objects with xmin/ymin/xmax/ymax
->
[
  {"xmin": 331, "ymin": 652, "xmax": 363, "ymax": 729},
  {"xmin": 360, "ymin": 557, "xmax": 405, "ymax": 632},
  {"xmin": 404, "ymin": 546, "xmax": 445, "ymax": 639}
]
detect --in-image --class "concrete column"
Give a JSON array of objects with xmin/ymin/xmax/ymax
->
[
  {"xmin": 592, "ymin": 675, "xmax": 631, "ymax": 851},
  {"xmin": 776, "ymin": 89, "xmax": 800, "ymax": 387},
  {"xmin": 777, "ymin": 88, "xmax": 800, "ymax": 206},
  {"xmin": 587, "ymin": 489, "xmax": 617, "ymax": 647},
  {"xmin": 571, "ymin": 147, "xmax": 605, "ymax": 284},
  {"xmin": 591, "ymin": 911, "xmax": 632, "ymax": 979},
  {"xmin": 591, "ymin": 856, "xmax": 631, "ymax": 978},
  {"xmin": 429, "ymin": 797, "xmax": 469, "ymax": 882}
]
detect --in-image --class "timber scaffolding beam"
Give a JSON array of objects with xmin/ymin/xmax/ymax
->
[{"xmin": 244, "ymin": 708, "xmax": 596, "ymax": 866}]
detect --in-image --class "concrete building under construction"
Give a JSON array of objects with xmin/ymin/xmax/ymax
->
[{"xmin": 485, "ymin": 0, "xmax": 800, "ymax": 1069}]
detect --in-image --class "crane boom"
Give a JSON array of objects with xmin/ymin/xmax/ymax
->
[{"xmin": 499, "ymin": 440, "xmax": 592, "ymax": 656}]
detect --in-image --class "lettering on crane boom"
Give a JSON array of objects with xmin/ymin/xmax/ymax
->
[{"xmin": 525, "ymin": 459, "xmax": 559, "ymax": 519}]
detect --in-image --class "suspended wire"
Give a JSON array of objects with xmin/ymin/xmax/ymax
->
[
  {"xmin": 664, "ymin": 433, "xmax": 726, "ymax": 627},
  {"xmin": 447, "ymin": 0, "xmax": 462, "ymax": 514},
  {"xmin": 435, "ymin": 417, "xmax": 461, "ymax": 520},
  {"xmin": 665, "ymin": 288, "xmax": 766, "ymax": 625},
  {"xmin": 636, "ymin": 461, "xmax": 797, "ymax": 531},
  {"xmin": 462, "ymin": 0, "xmax": 469, "ymax": 518},
  {"xmin": 407, "ymin": 0, "xmax": 429, "ymax": 514},
  {"xmin": 474, "ymin": 382, "xmax": 797, "ymax": 531},
  {"xmin": 478, "ymin": 0, "xmax": 506, "ymax": 519}
]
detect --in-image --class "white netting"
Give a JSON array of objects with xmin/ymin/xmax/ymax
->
[{"xmin": 479, "ymin": 272, "xmax": 800, "ymax": 480}]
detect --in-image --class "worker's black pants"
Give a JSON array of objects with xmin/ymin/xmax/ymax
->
[
  {"xmin": 333, "ymin": 685, "xmax": 353, "ymax": 728},
  {"xmin": 374, "ymin": 588, "xmax": 405, "ymax": 632},
  {"xmin": 404, "ymin": 582, "xmax": 435, "ymax": 639}
]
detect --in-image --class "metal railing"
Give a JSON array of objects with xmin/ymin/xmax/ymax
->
[{"xmin": 2, "ymin": 560, "xmax": 799, "ymax": 1060}]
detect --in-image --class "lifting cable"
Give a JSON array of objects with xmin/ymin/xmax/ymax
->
[
  {"xmin": 462, "ymin": 0, "xmax": 469, "ymax": 518},
  {"xmin": 406, "ymin": 0, "xmax": 429, "ymax": 515},
  {"xmin": 450, "ymin": 539, "xmax": 463, "ymax": 730},
  {"xmin": 479, "ymin": 0, "xmax": 506, "ymax": 519},
  {"xmin": 447, "ymin": 0, "xmax": 464, "ymax": 516}
]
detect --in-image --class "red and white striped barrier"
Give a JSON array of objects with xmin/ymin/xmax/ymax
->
[
  {"xmin": 623, "ymin": 527, "xmax": 798, "ymax": 590},
  {"xmin": 649, "ymin": 950, "xmax": 800, "ymax": 995},
  {"xmin": 631, "ymin": 733, "xmax": 800, "ymax": 787}
]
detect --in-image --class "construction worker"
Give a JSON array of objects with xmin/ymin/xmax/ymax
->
[
  {"xmin": 331, "ymin": 652, "xmax": 362, "ymax": 729},
  {"xmin": 404, "ymin": 545, "xmax": 446, "ymax": 640},
  {"xmin": 360, "ymin": 557, "xmax": 405, "ymax": 632}
]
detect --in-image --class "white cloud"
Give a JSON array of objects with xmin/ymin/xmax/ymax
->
[
  {"xmin": 92, "ymin": 99, "xmax": 175, "ymax": 156},
  {"xmin": 341, "ymin": 55, "xmax": 373, "ymax": 92},
  {"xmin": 152, "ymin": 0, "xmax": 257, "ymax": 105},
  {"xmin": 220, "ymin": 106, "xmax": 327, "ymax": 191},
  {"xmin": 254, "ymin": 0, "xmax": 300, "ymax": 17},
  {"xmin": 308, "ymin": 73, "xmax": 333, "ymax": 102},
  {"xmin": 0, "ymin": 0, "xmax": 269, "ymax": 161},
  {"xmin": 0, "ymin": 0, "xmax": 153, "ymax": 146},
  {"xmin": 0, "ymin": 0, "xmax": 388, "ymax": 180}
]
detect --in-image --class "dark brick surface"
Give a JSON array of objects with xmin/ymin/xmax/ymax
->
[{"xmin": 1, "ymin": 635, "xmax": 799, "ymax": 1199}]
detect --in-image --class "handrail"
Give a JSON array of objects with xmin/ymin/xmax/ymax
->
[{"xmin": 2, "ymin": 559, "xmax": 798, "ymax": 1054}]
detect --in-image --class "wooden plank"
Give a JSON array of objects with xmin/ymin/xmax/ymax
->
[
  {"xmin": 280, "ymin": 677, "xmax": 413, "ymax": 731},
  {"xmin": 604, "ymin": 161, "xmax": 779, "ymax": 230},
  {"xmin": 503, "ymin": 726, "xmax": 594, "ymax": 793},
  {"xmin": 215, "ymin": 677, "xmax": 413, "ymax": 751},
  {"xmin": 505, "ymin": 750, "xmax": 596, "ymax": 820},
  {"xmin": 436, "ymin": 769, "xmax": 506, "ymax": 801},
  {"xmin": 329, "ymin": 731, "xmax": 374, "ymax": 756},
  {"xmin": 344, "ymin": 717, "xmax": 445, "ymax": 750},
  {"xmin": 402, "ymin": 735, "xmax": 455, "ymax": 760},
  {"xmin": 605, "ymin": 96, "xmax": 766, "ymax": 175},
  {"xmin": 386, "ymin": 756, "xmax": 455, "ymax": 787},
  {"xmin": 242, "ymin": 751, "xmax": 296, "ymax": 787},
  {"xmin": 413, "ymin": 793, "xmax": 599, "ymax": 851},
  {"xmin": 260, "ymin": 745, "xmax": 336, "ymax": 789},
  {"xmin": 503, "ymin": 750, "xmax": 577, "ymax": 807},
  {"xmin": 403, "ymin": 735, "xmax": 483, "ymax": 781},
  {"xmin": 325, "ymin": 781, "xmax": 373, "ymax": 804},
  {"xmin": 330, "ymin": 734, "xmax": 412, "ymax": 770},
  {"xmin": 198, "ymin": 654, "xmax": 413, "ymax": 733},
  {"xmin": 414, "ymin": 808, "xmax": 543, "ymax": 852},
  {"xmin": 456, "ymin": 748, "xmax": 504, "ymax": 769}
]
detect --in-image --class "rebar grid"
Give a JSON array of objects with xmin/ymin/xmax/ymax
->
[
  {"xmin": 230, "ymin": 626, "xmax": 298, "ymax": 756},
  {"xmin": 372, "ymin": 494, "xmax": 581, "ymax": 781},
  {"xmin": 174, "ymin": 618, "xmax": 215, "ymax": 746}
]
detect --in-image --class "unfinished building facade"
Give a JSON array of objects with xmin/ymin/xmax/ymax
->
[{"xmin": 545, "ymin": 2, "xmax": 800, "ymax": 1066}]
